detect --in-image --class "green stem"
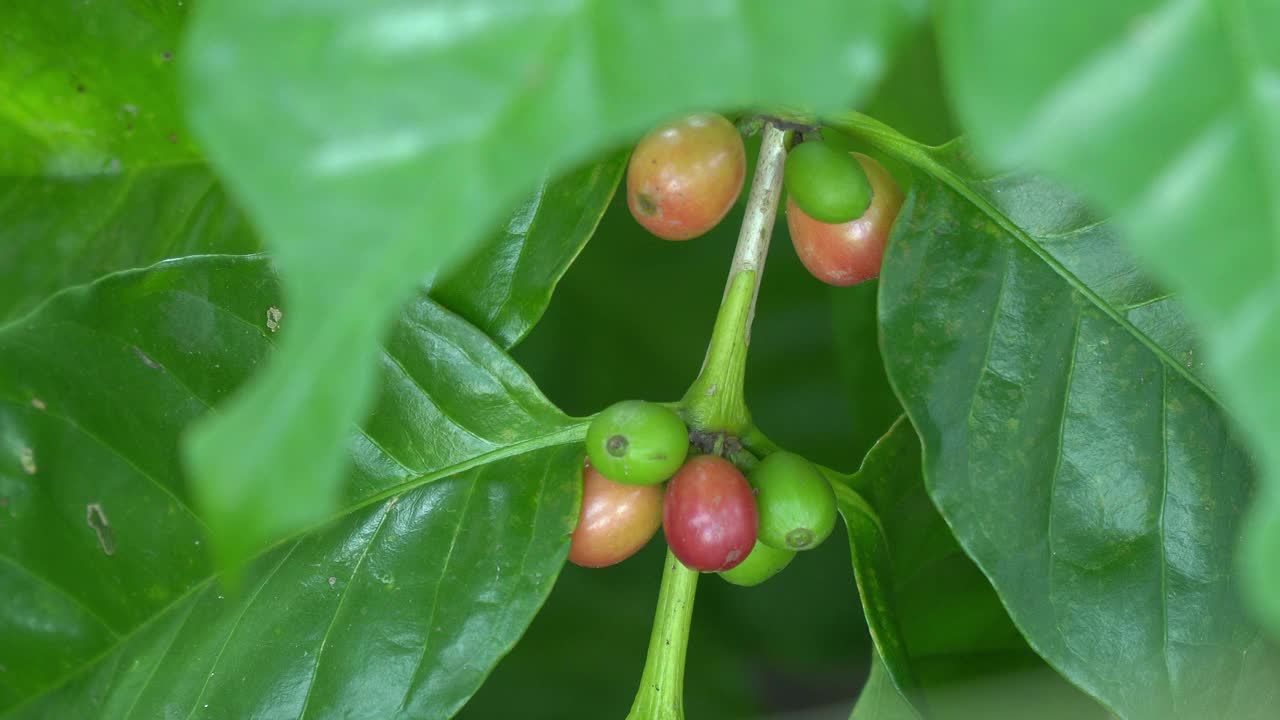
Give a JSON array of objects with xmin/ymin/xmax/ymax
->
[
  {"xmin": 682, "ymin": 122, "xmax": 790, "ymax": 431},
  {"xmin": 625, "ymin": 550, "xmax": 699, "ymax": 720}
]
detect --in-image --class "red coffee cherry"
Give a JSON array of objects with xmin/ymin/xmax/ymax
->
[
  {"xmin": 662, "ymin": 455, "xmax": 758, "ymax": 572},
  {"xmin": 627, "ymin": 113, "xmax": 746, "ymax": 241}
]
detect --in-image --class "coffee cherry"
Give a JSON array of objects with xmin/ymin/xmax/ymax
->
[
  {"xmin": 784, "ymin": 140, "xmax": 872, "ymax": 224},
  {"xmin": 569, "ymin": 462, "xmax": 663, "ymax": 568},
  {"xmin": 585, "ymin": 401, "xmax": 689, "ymax": 485},
  {"xmin": 627, "ymin": 113, "xmax": 746, "ymax": 241},
  {"xmin": 750, "ymin": 451, "xmax": 837, "ymax": 551},
  {"xmin": 663, "ymin": 455, "xmax": 758, "ymax": 572},
  {"xmin": 786, "ymin": 152, "xmax": 903, "ymax": 286},
  {"xmin": 718, "ymin": 540, "xmax": 795, "ymax": 587}
]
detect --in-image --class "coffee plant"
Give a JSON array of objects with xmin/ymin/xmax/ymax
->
[{"xmin": 2, "ymin": 2, "xmax": 1278, "ymax": 719}]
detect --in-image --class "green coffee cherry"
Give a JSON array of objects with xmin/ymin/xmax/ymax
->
[
  {"xmin": 784, "ymin": 140, "xmax": 872, "ymax": 224},
  {"xmin": 718, "ymin": 540, "xmax": 795, "ymax": 587},
  {"xmin": 750, "ymin": 451, "xmax": 837, "ymax": 551},
  {"xmin": 585, "ymin": 400, "xmax": 689, "ymax": 485}
]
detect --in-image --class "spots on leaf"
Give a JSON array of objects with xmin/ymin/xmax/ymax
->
[
  {"xmin": 86, "ymin": 503, "xmax": 116, "ymax": 556},
  {"xmin": 131, "ymin": 345, "xmax": 164, "ymax": 371},
  {"xmin": 267, "ymin": 306, "xmax": 283, "ymax": 333},
  {"xmin": 19, "ymin": 448, "xmax": 36, "ymax": 475}
]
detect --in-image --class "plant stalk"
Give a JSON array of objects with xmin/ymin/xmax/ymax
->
[
  {"xmin": 624, "ymin": 550, "xmax": 699, "ymax": 720},
  {"xmin": 628, "ymin": 119, "xmax": 788, "ymax": 720},
  {"xmin": 681, "ymin": 122, "xmax": 789, "ymax": 431}
]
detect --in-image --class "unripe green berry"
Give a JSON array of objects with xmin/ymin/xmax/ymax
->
[
  {"xmin": 718, "ymin": 540, "xmax": 795, "ymax": 587},
  {"xmin": 585, "ymin": 401, "xmax": 689, "ymax": 485},
  {"xmin": 750, "ymin": 451, "xmax": 837, "ymax": 551},
  {"xmin": 784, "ymin": 141, "xmax": 872, "ymax": 224}
]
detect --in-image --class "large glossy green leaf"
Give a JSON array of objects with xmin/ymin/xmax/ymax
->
[
  {"xmin": 936, "ymin": 0, "xmax": 1280, "ymax": 634},
  {"xmin": 180, "ymin": 0, "xmax": 922, "ymax": 568},
  {"xmin": 845, "ymin": 118, "xmax": 1280, "ymax": 718},
  {"xmin": 0, "ymin": 255, "xmax": 586, "ymax": 716},
  {"xmin": 0, "ymin": 0, "xmax": 199, "ymax": 174}
]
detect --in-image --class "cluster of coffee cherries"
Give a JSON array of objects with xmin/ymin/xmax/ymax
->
[
  {"xmin": 569, "ymin": 401, "xmax": 837, "ymax": 587},
  {"xmin": 625, "ymin": 112, "xmax": 904, "ymax": 286}
]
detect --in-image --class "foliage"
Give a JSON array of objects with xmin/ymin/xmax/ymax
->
[{"xmin": 1, "ymin": 2, "xmax": 1277, "ymax": 719}]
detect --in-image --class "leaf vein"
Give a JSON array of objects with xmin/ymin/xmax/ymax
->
[
  {"xmin": 296, "ymin": 501, "xmax": 396, "ymax": 720},
  {"xmin": 182, "ymin": 541, "xmax": 299, "ymax": 720},
  {"xmin": 395, "ymin": 471, "xmax": 483, "ymax": 713}
]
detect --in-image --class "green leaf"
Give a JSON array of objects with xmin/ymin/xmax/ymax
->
[
  {"xmin": 0, "ymin": 0, "xmax": 199, "ymax": 174},
  {"xmin": 935, "ymin": 0, "xmax": 1280, "ymax": 634},
  {"xmin": 0, "ymin": 170, "xmax": 258, "ymax": 323},
  {"xmin": 0, "ymin": 151, "xmax": 619, "ymax": 351},
  {"xmin": 850, "ymin": 651, "xmax": 919, "ymax": 720},
  {"xmin": 845, "ymin": 118, "xmax": 1280, "ymax": 719},
  {"xmin": 837, "ymin": 418, "xmax": 1028, "ymax": 697},
  {"xmin": 0, "ymin": 0, "xmax": 622, "ymax": 341},
  {"xmin": 432, "ymin": 151, "xmax": 627, "ymax": 349},
  {"xmin": 180, "ymin": 0, "xmax": 921, "ymax": 567},
  {"xmin": 0, "ymin": 255, "xmax": 585, "ymax": 716},
  {"xmin": 839, "ymin": 485, "xmax": 914, "ymax": 692},
  {"xmin": 851, "ymin": 650, "xmax": 1111, "ymax": 720},
  {"xmin": 0, "ymin": 2, "xmax": 258, "ymax": 324},
  {"xmin": 840, "ymin": 419, "xmax": 1105, "ymax": 718}
]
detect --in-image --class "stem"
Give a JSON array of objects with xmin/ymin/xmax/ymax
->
[
  {"xmin": 625, "ymin": 550, "xmax": 699, "ymax": 720},
  {"xmin": 682, "ymin": 122, "xmax": 789, "ymax": 431}
]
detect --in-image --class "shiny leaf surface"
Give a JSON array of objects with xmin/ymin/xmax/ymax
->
[
  {"xmin": 180, "ymin": 0, "xmax": 921, "ymax": 568},
  {"xmin": 853, "ymin": 123, "xmax": 1280, "ymax": 718},
  {"xmin": 0, "ymin": 256, "xmax": 586, "ymax": 716},
  {"xmin": 937, "ymin": 0, "xmax": 1280, "ymax": 633}
]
